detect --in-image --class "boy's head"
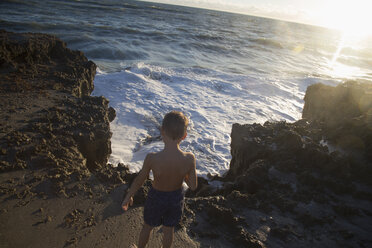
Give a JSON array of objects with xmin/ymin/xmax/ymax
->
[{"xmin": 161, "ymin": 111, "xmax": 188, "ymax": 141}]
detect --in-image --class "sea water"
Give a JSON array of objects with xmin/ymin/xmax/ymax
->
[{"xmin": 1, "ymin": 0, "xmax": 372, "ymax": 176}]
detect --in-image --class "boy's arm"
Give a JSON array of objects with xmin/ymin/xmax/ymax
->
[
  {"xmin": 185, "ymin": 154, "xmax": 197, "ymax": 191},
  {"xmin": 122, "ymin": 154, "xmax": 153, "ymax": 211}
]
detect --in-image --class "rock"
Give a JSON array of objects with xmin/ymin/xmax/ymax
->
[
  {"xmin": 303, "ymin": 81, "xmax": 371, "ymax": 127},
  {"xmin": 234, "ymin": 159, "xmax": 269, "ymax": 195},
  {"xmin": 296, "ymin": 212, "xmax": 327, "ymax": 227},
  {"xmin": 64, "ymin": 209, "xmax": 84, "ymax": 228},
  {"xmin": 231, "ymin": 228, "xmax": 265, "ymax": 248},
  {"xmin": 206, "ymin": 203, "xmax": 238, "ymax": 228},
  {"xmin": 185, "ymin": 81, "xmax": 372, "ymax": 246},
  {"xmin": 226, "ymin": 190, "xmax": 257, "ymax": 209},
  {"xmin": 185, "ymin": 176, "xmax": 211, "ymax": 197},
  {"xmin": 0, "ymin": 30, "xmax": 96, "ymax": 97},
  {"xmin": 65, "ymin": 237, "xmax": 78, "ymax": 246},
  {"xmin": 0, "ymin": 30, "xmax": 115, "ymax": 198},
  {"xmin": 332, "ymin": 204, "xmax": 360, "ymax": 217},
  {"xmin": 274, "ymin": 129, "xmax": 303, "ymax": 151},
  {"xmin": 133, "ymin": 180, "xmax": 152, "ymax": 205},
  {"xmin": 108, "ymin": 106, "xmax": 116, "ymax": 122},
  {"xmin": 303, "ymin": 81, "xmax": 372, "ymax": 158},
  {"xmin": 338, "ymin": 229, "xmax": 354, "ymax": 239},
  {"xmin": 270, "ymin": 226, "xmax": 289, "ymax": 240},
  {"xmin": 45, "ymin": 216, "xmax": 52, "ymax": 222},
  {"xmin": 227, "ymin": 123, "xmax": 272, "ymax": 178}
]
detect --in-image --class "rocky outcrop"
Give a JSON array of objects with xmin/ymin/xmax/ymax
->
[
  {"xmin": 302, "ymin": 81, "xmax": 372, "ymax": 126},
  {"xmin": 184, "ymin": 82, "xmax": 372, "ymax": 247},
  {"xmin": 303, "ymin": 81, "xmax": 372, "ymax": 159},
  {"xmin": 0, "ymin": 30, "xmax": 95, "ymax": 97},
  {"xmin": 0, "ymin": 30, "xmax": 117, "ymax": 197}
]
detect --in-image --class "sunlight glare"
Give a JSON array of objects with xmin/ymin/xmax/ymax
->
[
  {"xmin": 321, "ymin": 1, "xmax": 372, "ymax": 79},
  {"xmin": 318, "ymin": 0, "xmax": 372, "ymax": 37},
  {"xmin": 329, "ymin": 61, "xmax": 362, "ymax": 79},
  {"xmin": 328, "ymin": 32, "xmax": 365, "ymax": 79}
]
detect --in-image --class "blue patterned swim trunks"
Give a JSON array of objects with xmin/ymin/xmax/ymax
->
[{"xmin": 144, "ymin": 186, "xmax": 184, "ymax": 227}]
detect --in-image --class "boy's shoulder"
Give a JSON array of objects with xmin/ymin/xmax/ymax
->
[
  {"xmin": 145, "ymin": 151, "xmax": 192, "ymax": 168},
  {"xmin": 145, "ymin": 152, "xmax": 157, "ymax": 160},
  {"xmin": 181, "ymin": 151, "xmax": 195, "ymax": 165},
  {"xmin": 148, "ymin": 150, "xmax": 194, "ymax": 162},
  {"xmin": 183, "ymin": 151, "xmax": 195, "ymax": 160}
]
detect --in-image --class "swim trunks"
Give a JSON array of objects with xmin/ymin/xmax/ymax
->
[{"xmin": 144, "ymin": 186, "xmax": 184, "ymax": 227}]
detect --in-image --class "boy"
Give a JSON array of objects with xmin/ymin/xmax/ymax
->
[{"xmin": 122, "ymin": 111, "xmax": 198, "ymax": 248}]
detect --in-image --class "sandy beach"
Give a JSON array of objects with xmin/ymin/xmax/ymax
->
[{"xmin": 0, "ymin": 170, "xmax": 197, "ymax": 248}]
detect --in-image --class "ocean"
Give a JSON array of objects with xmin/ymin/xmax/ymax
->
[{"xmin": 1, "ymin": 0, "xmax": 372, "ymax": 176}]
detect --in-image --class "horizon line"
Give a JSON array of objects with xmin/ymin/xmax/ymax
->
[{"xmin": 136, "ymin": 0, "xmax": 341, "ymax": 33}]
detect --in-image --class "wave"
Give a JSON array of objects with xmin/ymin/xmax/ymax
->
[
  {"xmin": 0, "ymin": 0, "xmax": 37, "ymax": 6},
  {"xmin": 193, "ymin": 33, "xmax": 224, "ymax": 42},
  {"xmin": 117, "ymin": 26, "xmax": 143, "ymax": 35},
  {"xmin": 251, "ymin": 38, "xmax": 284, "ymax": 49},
  {"xmin": 189, "ymin": 42, "xmax": 232, "ymax": 54},
  {"xmin": 146, "ymin": 4, "xmax": 191, "ymax": 15},
  {"xmin": 85, "ymin": 46, "xmax": 148, "ymax": 61},
  {"xmin": 52, "ymin": 0, "xmax": 139, "ymax": 12}
]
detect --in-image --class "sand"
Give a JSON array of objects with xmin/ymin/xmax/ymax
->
[{"xmin": 0, "ymin": 170, "xmax": 198, "ymax": 248}]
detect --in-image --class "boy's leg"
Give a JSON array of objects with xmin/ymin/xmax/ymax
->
[
  {"xmin": 138, "ymin": 223, "xmax": 154, "ymax": 248},
  {"xmin": 162, "ymin": 226, "xmax": 174, "ymax": 248}
]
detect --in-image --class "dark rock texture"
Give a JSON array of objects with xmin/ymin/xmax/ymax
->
[
  {"xmin": 303, "ymin": 81, "xmax": 372, "ymax": 126},
  {"xmin": 0, "ymin": 30, "xmax": 117, "ymax": 197},
  {"xmin": 303, "ymin": 81, "xmax": 372, "ymax": 159},
  {"xmin": 184, "ymin": 82, "xmax": 372, "ymax": 247},
  {"xmin": 0, "ymin": 30, "xmax": 96, "ymax": 97}
]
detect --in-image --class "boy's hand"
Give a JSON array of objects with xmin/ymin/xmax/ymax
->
[{"xmin": 121, "ymin": 196, "xmax": 133, "ymax": 211}]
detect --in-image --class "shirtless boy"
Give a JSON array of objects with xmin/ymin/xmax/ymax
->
[{"xmin": 122, "ymin": 111, "xmax": 198, "ymax": 248}]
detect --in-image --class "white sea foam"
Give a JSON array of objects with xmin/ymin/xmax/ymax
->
[{"xmin": 92, "ymin": 63, "xmax": 321, "ymax": 176}]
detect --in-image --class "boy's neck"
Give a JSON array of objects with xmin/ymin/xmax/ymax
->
[{"xmin": 163, "ymin": 137, "xmax": 182, "ymax": 152}]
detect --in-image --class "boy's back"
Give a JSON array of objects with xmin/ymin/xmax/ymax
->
[{"xmin": 149, "ymin": 149, "xmax": 195, "ymax": 192}]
